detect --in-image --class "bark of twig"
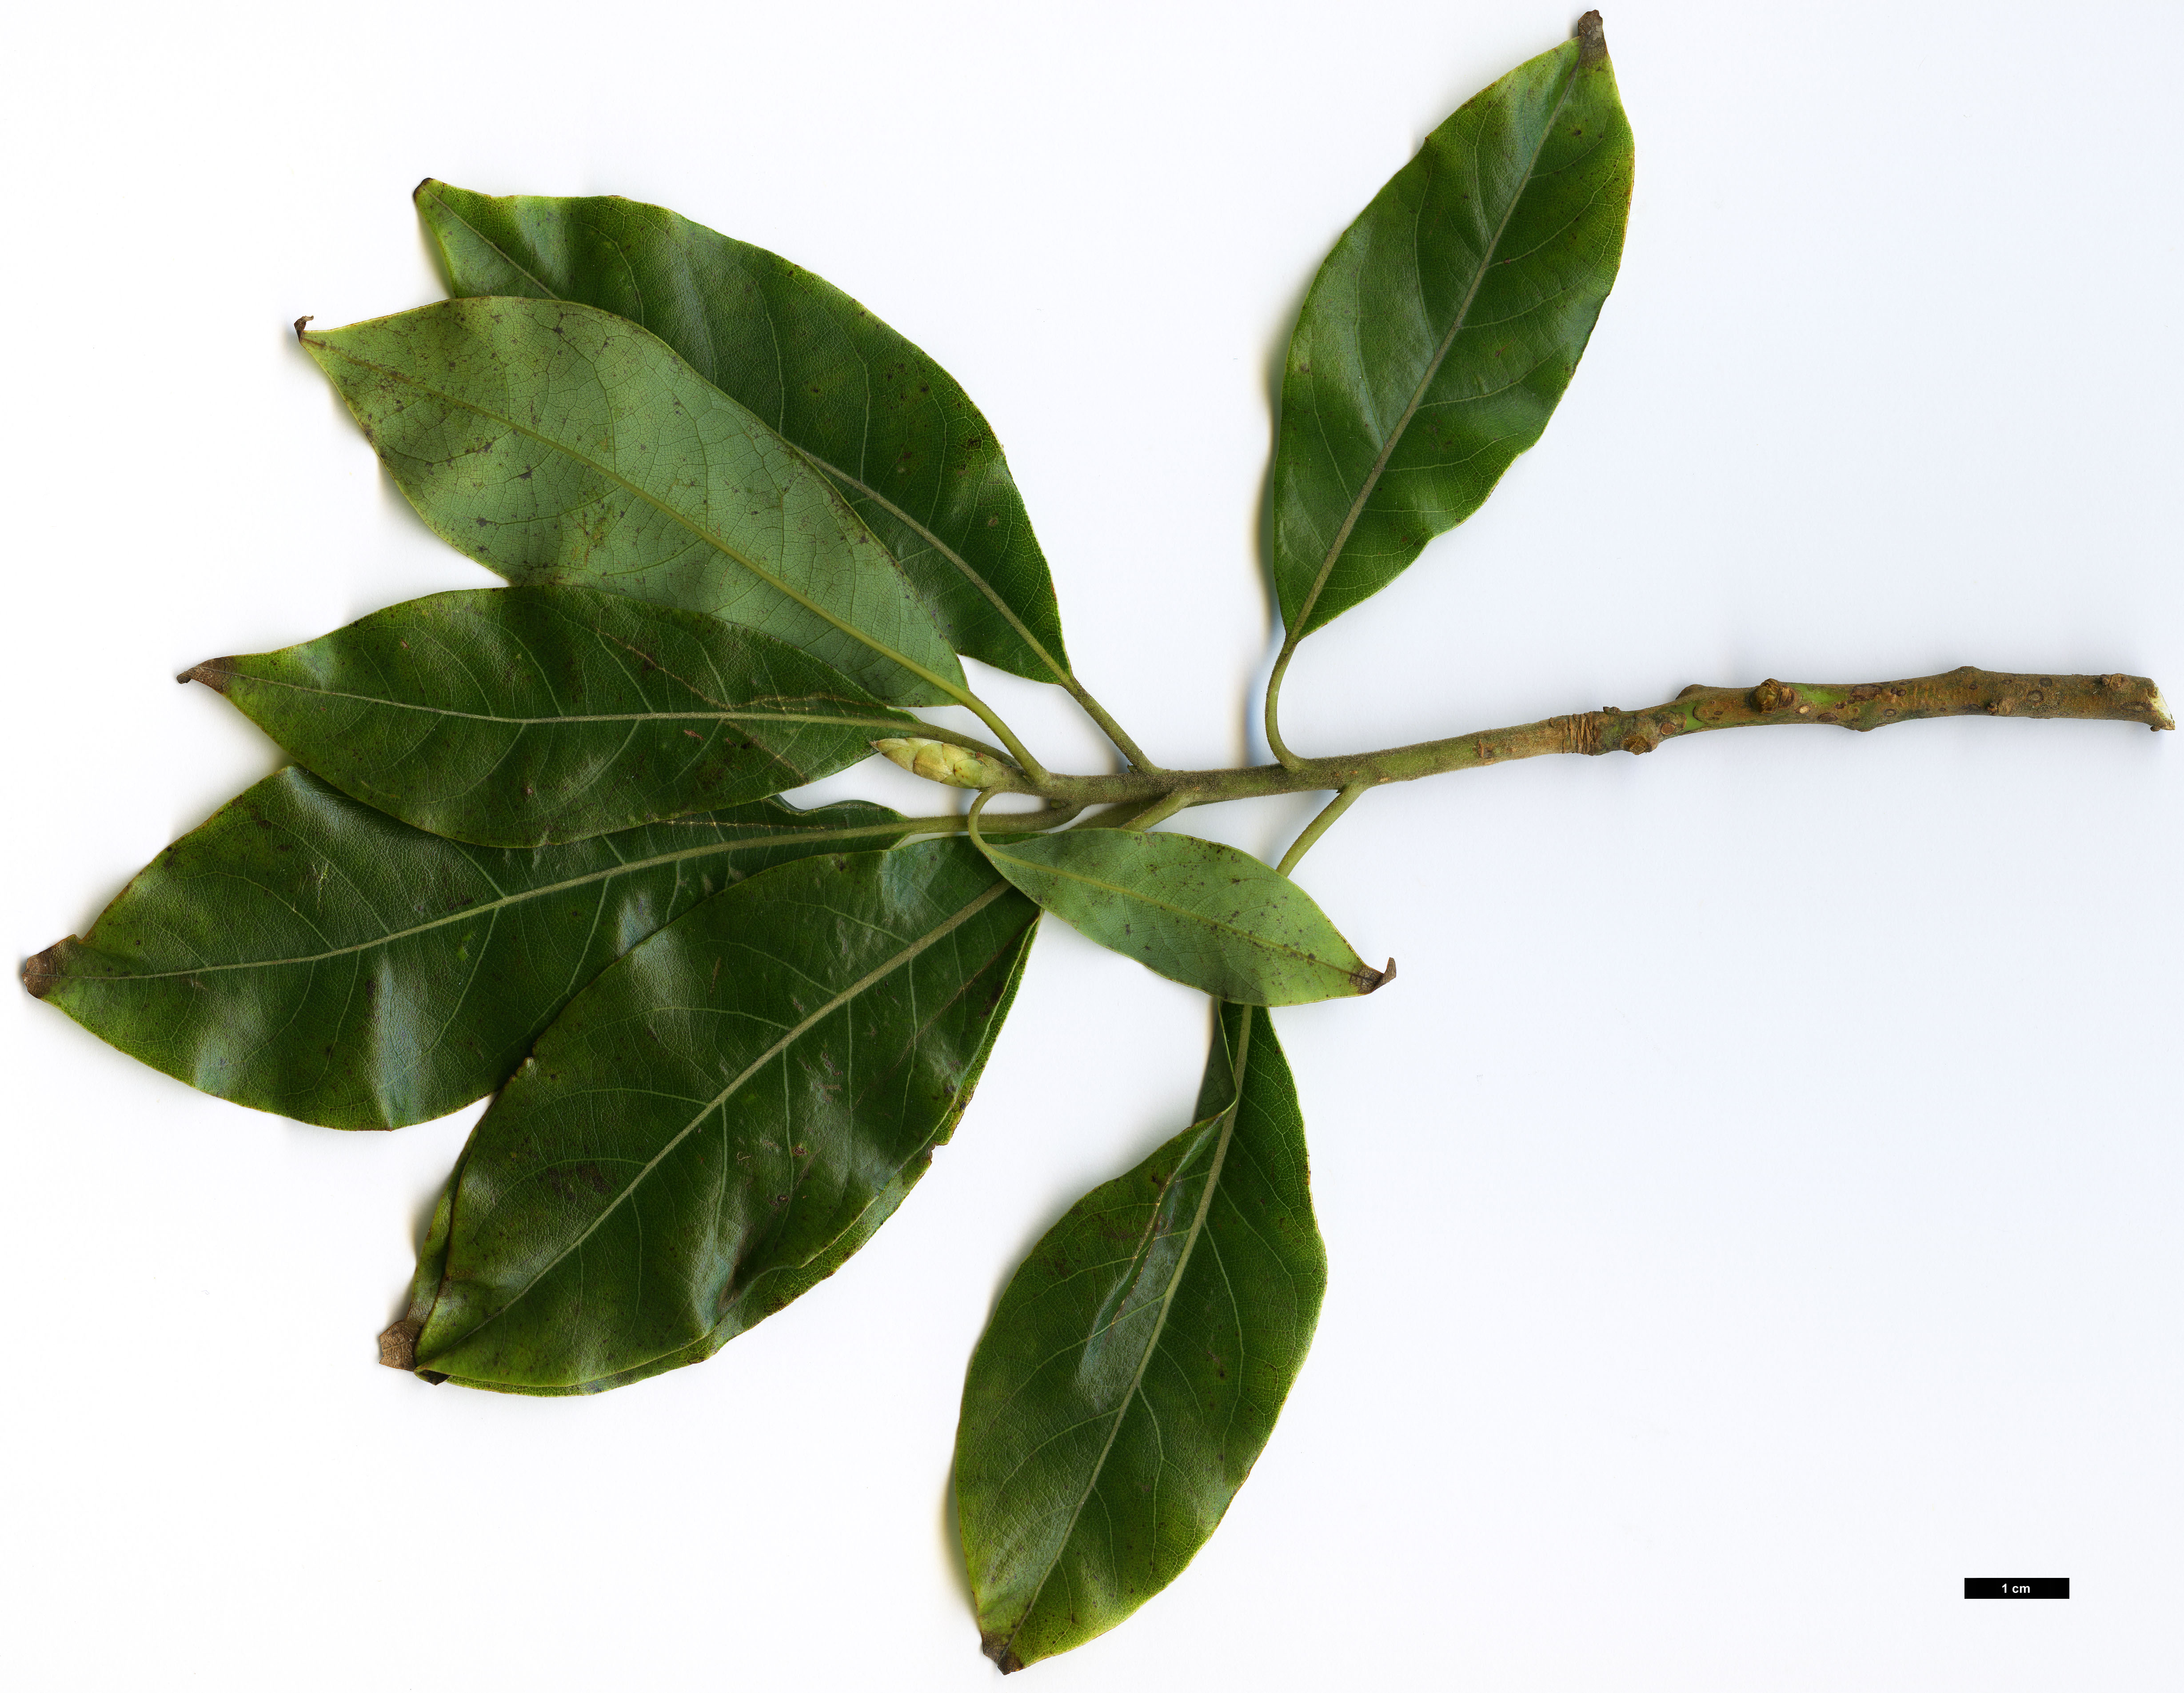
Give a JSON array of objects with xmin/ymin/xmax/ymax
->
[{"xmin": 967, "ymin": 667, "xmax": 2169, "ymax": 811}]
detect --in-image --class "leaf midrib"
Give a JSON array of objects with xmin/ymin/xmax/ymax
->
[
  {"xmin": 59, "ymin": 818, "xmax": 920, "ymax": 981},
  {"xmin": 423, "ymin": 876, "xmax": 1016, "ymax": 1358},
  {"xmin": 1287, "ymin": 47, "xmax": 1583, "ymax": 639},
  {"xmin": 422, "ymin": 188, "xmax": 1073, "ymax": 686},
  {"xmin": 476, "ymin": 902, "xmax": 1039, "ymax": 1394},
  {"xmin": 990, "ymin": 1014, "xmax": 1255, "ymax": 1661},
  {"xmin": 984, "ymin": 841, "xmax": 1353, "ymax": 984},
  {"xmin": 818, "ymin": 459, "xmax": 1070, "ymax": 683},
  {"xmin": 715, "ymin": 913, "xmax": 1034, "ymax": 1326},
  {"xmin": 213, "ymin": 666, "xmax": 911, "ymax": 733},
  {"xmin": 306, "ymin": 329, "xmax": 965, "ymax": 705},
  {"xmin": 418, "ymin": 183, "xmax": 560, "ymax": 300}
]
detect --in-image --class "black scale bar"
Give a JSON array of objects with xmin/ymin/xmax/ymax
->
[{"xmin": 1964, "ymin": 1577, "xmax": 2068, "ymax": 1599}]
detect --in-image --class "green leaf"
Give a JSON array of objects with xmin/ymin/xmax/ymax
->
[
  {"xmin": 396, "ymin": 839, "xmax": 1038, "ymax": 1394},
  {"xmin": 184, "ymin": 586, "xmax": 919, "ymax": 848},
  {"xmin": 299, "ymin": 296, "xmax": 966, "ymax": 707},
  {"xmin": 416, "ymin": 180, "xmax": 1071, "ymax": 684},
  {"xmin": 23, "ymin": 769, "xmax": 924, "ymax": 1128},
  {"xmin": 955, "ymin": 1003, "xmax": 1326, "ymax": 1671},
  {"xmin": 974, "ymin": 827, "xmax": 1389, "ymax": 1005},
  {"xmin": 1270, "ymin": 12, "xmax": 1632, "ymax": 642}
]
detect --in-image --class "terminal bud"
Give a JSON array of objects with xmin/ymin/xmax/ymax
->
[{"xmin": 874, "ymin": 737, "xmax": 1012, "ymax": 790}]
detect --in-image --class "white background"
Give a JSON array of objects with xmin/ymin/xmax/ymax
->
[{"xmin": 4, "ymin": 1, "xmax": 2178, "ymax": 1687}]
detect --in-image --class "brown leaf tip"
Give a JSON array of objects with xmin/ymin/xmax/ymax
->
[
  {"xmin": 378, "ymin": 1318, "xmax": 423, "ymax": 1371},
  {"xmin": 1355, "ymin": 957, "xmax": 1398, "ymax": 994},
  {"xmin": 176, "ymin": 660, "xmax": 233, "ymax": 693},
  {"xmin": 21, "ymin": 939, "xmax": 75, "ymax": 1001},
  {"xmin": 1575, "ymin": 10, "xmax": 1608, "ymax": 64},
  {"xmin": 293, "ymin": 314, "xmax": 314, "ymax": 340},
  {"xmin": 980, "ymin": 1633, "xmax": 1024, "ymax": 1675}
]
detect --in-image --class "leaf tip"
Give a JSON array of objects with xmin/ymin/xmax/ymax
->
[
  {"xmin": 378, "ymin": 1318, "xmax": 423, "ymax": 1371},
  {"xmin": 21, "ymin": 939, "xmax": 74, "ymax": 1002},
  {"xmin": 176, "ymin": 660, "xmax": 232, "ymax": 693},
  {"xmin": 1575, "ymin": 9, "xmax": 1608, "ymax": 65},
  {"xmin": 1356, "ymin": 956, "xmax": 1397, "ymax": 994},
  {"xmin": 411, "ymin": 176, "xmax": 439, "ymax": 203},
  {"xmin": 293, "ymin": 314, "xmax": 315, "ymax": 341},
  {"xmin": 980, "ymin": 1633, "xmax": 1024, "ymax": 1675}
]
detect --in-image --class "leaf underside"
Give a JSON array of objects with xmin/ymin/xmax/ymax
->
[
  {"xmin": 401, "ymin": 839, "xmax": 1039, "ymax": 1394},
  {"xmin": 956, "ymin": 1004, "xmax": 1326, "ymax": 1671},
  {"xmin": 978, "ymin": 827, "xmax": 1385, "ymax": 1005},
  {"xmin": 300, "ymin": 295, "xmax": 964, "ymax": 707},
  {"xmin": 1271, "ymin": 16, "xmax": 1632, "ymax": 641},
  {"xmin": 24, "ymin": 769, "xmax": 922, "ymax": 1128},
  {"xmin": 417, "ymin": 179, "xmax": 1071, "ymax": 683},
  {"xmin": 190, "ymin": 586, "xmax": 915, "ymax": 847}
]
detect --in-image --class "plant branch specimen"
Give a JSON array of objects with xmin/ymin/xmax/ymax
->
[{"xmin": 23, "ymin": 12, "xmax": 2166, "ymax": 1673}]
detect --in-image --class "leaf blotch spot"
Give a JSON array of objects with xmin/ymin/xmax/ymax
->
[
  {"xmin": 21, "ymin": 939, "xmax": 75, "ymax": 1001},
  {"xmin": 378, "ymin": 1318, "xmax": 423, "ymax": 1370}
]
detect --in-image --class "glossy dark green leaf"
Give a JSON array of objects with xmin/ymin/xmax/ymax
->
[
  {"xmin": 185, "ymin": 586, "xmax": 917, "ymax": 847},
  {"xmin": 956, "ymin": 1003, "xmax": 1326, "ymax": 1671},
  {"xmin": 300, "ymin": 297, "xmax": 965, "ymax": 707},
  {"xmin": 1270, "ymin": 13, "xmax": 1632, "ymax": 642},
  {"xmin": 395, "ymin": 839, "xmax": 1038, "ymax": 1394},
  {"xmin": 976, "ymin": 827, "xmax": 1389, "ymax": 1005},
  {"xmin": 23, "ymin": 769, "xmax": 923, "ymax": 1128},
  {"xmin": 417, "ymin": 180, "xmax": 1071, "ymax": 684}
]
